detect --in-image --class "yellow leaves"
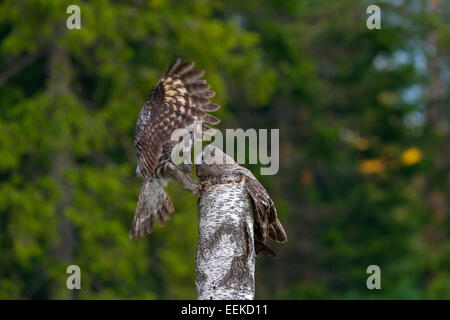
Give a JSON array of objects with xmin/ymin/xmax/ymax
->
[
  {"xmin": 360, "ymin": 147, "xmax": 422, "ymax": 176},
  {"xmin": 401, "ymin": 147, "xmax": 422, "ymax": 166},
  {"xmin": 357, "ymin": 137, "xmax": 369, "ymax": 151},
  {"xmin": 360, "ymin": 158, "xmax": 385, "ymax": 175}
]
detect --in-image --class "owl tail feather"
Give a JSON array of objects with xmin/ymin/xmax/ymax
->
[
  {"xmin": 129, "ymin": 179, "xmax": 174, "ymax": 239},
  {"xmin": 268, "ymin": 218, "xmax": 288, "ymax": 243},
  {"xmin": 255, "ymin": 241, "xmax": 277, "ymax": 258}
]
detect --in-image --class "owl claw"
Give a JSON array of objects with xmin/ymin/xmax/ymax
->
[
  {"xmin": 191, "ymin": 182, "xmax": 201, "ymax": 195},
  {"xmin": 199, "ymin": 180, "xmax": 211, "ymax": 192},
  {"xmin": 182, "ymin": 163, "xmax": 193, "ymax": 173},
  {"xmin": 185, "ymin": 178, "xmax": 201, "ymax": 194}
]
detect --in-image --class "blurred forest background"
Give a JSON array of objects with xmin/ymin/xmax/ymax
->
[{"xmin": 0, "ymin": 0, "xmax": 449, "ymax": 299}]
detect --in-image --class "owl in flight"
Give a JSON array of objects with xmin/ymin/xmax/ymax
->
[{"xmin": 130, "ymin": 58, "xmax": 220, "ymax": 239}]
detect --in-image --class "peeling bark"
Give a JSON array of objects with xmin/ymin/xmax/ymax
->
[{"xmin": 196, "ymin": 180, "xmax": 255, "ymax": 300}]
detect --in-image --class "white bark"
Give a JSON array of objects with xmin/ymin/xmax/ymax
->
[{"xmin": 196, "ymin": 179, "xmax": 255, "ymax": 300}]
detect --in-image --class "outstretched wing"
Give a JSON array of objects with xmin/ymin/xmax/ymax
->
[{"xmin": 135, "ymin": 58, "xmax": 221, "ymax": 177}]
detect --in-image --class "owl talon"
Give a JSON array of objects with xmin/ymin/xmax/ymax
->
[
  {"xmin": 182, "ymin": 163, "xmax": 193, "ymax": 174},
  {"xmin": 191, "ymin": 182, "xmax": 201, "ymax": 194},
  {"xmin": 184, "ymin": 178, "xmax": 201, "ymax": 194},
  {"xmin": 199, "ymin": 180, "xmax": 211, "ymax": 191}
]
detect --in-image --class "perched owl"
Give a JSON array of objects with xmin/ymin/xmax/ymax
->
[
  {"xmin": 130, "ymin": 59, "xmax": 221, "ymax": 239},
  {"xmin": 196, "ymin": 145, "xmax": 287, "ymax": 257}
]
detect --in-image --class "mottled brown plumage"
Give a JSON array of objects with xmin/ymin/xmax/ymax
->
[
  {"xmin": 134, "ymin": 58, "xmax": 220, "ymax": 177},
  {"xmin": 196, "ymin": 145, "xmax": 287, "ymax": 257},
  {"xmin": 130, "ymin": 59, "xmax": 221, "ymax": 239}
]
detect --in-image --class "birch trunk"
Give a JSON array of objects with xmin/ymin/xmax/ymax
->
[{"xmin": 195, "ymin": 180, "xmax": 255, "ymax": 300}]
